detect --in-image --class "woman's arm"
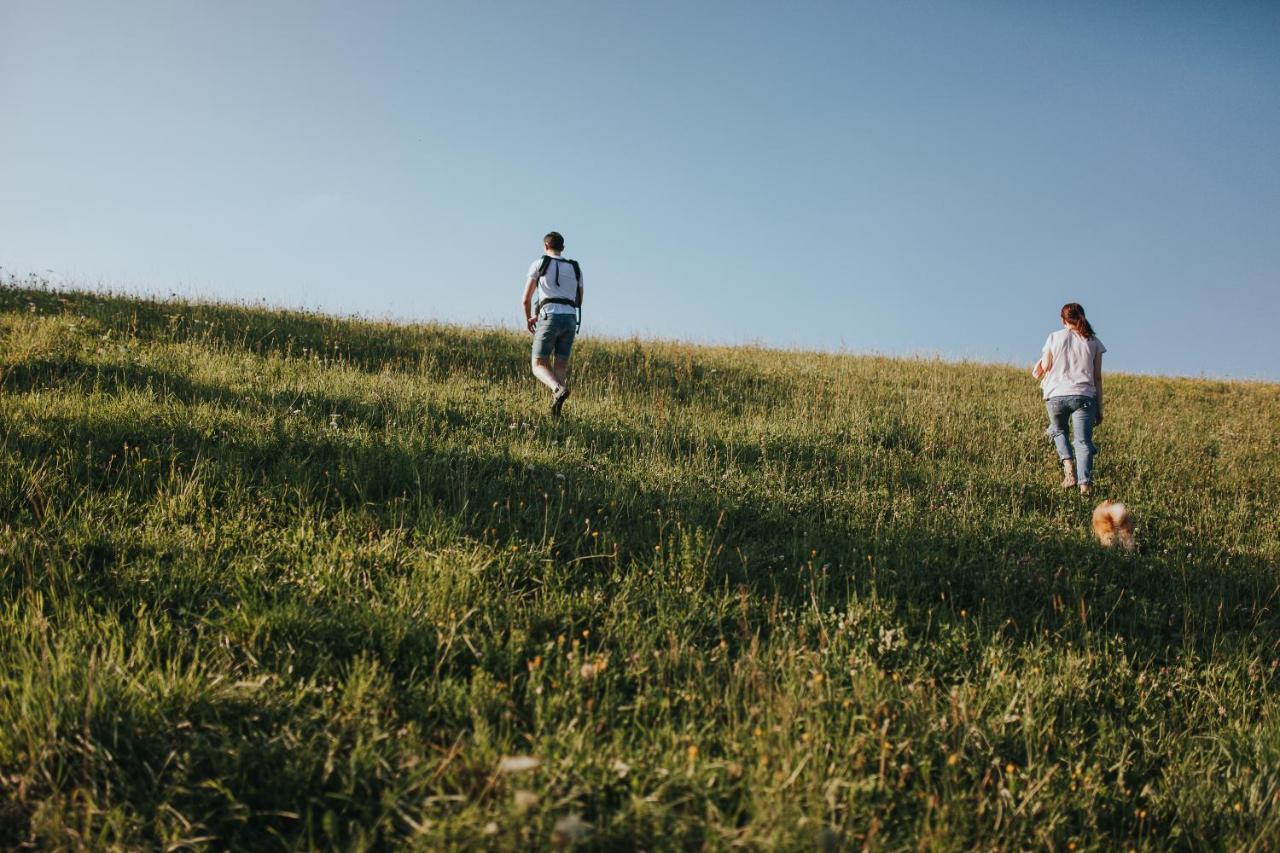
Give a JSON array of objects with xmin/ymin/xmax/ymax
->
[
  {"xmin": 1094, "ymin": 350, "xmax": 1104, "ymax": 424},
  {"xmin": 1032, "ymin": 349, "xmax": 1052, "ymax": 379}
]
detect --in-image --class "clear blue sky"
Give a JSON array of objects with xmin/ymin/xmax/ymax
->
[{"xmin": 3, "ymin": 1, "xmax": 1278, "ymax": 379}]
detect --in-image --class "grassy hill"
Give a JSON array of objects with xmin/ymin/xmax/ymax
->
[{"xmin": 1, "ymin": 279, "xmax": 1278, "ymax": 849}]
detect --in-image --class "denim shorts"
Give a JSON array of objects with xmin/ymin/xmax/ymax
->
[{"xmin": 531, "ymin": 311, "xmax": 576, "ymax": 360}]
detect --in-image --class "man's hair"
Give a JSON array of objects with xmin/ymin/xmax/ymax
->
[{"xmin": 543, "ymin": 232, "xmax": 565, "ymax": 252}]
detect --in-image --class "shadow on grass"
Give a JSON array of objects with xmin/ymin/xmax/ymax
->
[{"xmin": 4, "ymin": 349, "xmax": 1276, "ymax": 671}]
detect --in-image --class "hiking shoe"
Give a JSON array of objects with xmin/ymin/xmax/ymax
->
[
  {"xmin": 1060, "ymin": 459, "xmax": 1077, "ymax": 489},
  {"xmin": 551, "ymin": 386, "xmax": 571, "ymax": 417}
]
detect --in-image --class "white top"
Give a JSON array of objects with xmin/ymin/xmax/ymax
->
[
  {"xmin": 527, "ymin": 256, "xmax": 579, "ymax": 315},
  {"xmin": 1040, "ymin": 328, "xmax": 1106, "ymax": 399}
]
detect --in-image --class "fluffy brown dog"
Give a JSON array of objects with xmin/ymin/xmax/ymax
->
[{"xmin": 1092, "ymin": 500, "xmax": 1135, "ymax": 551}]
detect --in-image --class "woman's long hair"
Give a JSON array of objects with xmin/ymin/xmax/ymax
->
[{"xmin": 1061, "ymin": 303, "xmax": 1096, "ymax": 339}]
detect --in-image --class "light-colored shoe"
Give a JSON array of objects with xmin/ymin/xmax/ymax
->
[
  {"xmin": 1078, "ymin": 483, "xmax": 1092, "ymax": 496},
  {"xmin": 1060, "ymin": 459, "xmax": 1077, "ymax": 489}
]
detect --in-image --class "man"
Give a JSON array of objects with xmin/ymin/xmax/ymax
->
[{"xmin": 521, "ymin": 231, "xmax": 582, "ymax": 416}]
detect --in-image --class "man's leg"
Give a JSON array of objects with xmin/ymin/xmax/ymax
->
[
  {"xmin": 548, "ymin": 317, "xmax": 575, "ymax": 416},
  {"xmin": 548, "ymin": 356, "xmax": 572, "ymax": 416},
  {"xmin": 531, "ymin": 357, "xmax": 563, "ymax": 393},
  {"xmin": 530, "ymin": 315, "xmax": 564, "ymax": 394}
]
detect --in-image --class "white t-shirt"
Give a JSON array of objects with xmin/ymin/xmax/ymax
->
[
  {"xmin": 526, "ymin": 256, "xmax": 579, "ymax": 315},
  {"xmin": 1040, "ymin": 328, "xmax": 1106, "ymax": 399}
]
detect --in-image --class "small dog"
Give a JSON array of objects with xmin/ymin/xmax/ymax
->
[{"xmin": 1092, "ymin": 500, "xmax": 1136, "ymax": 551}]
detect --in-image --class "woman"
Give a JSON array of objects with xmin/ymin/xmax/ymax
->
[{"xmin": 1032, "ymin": 303, "xmax": 1106, "ymax": 494}]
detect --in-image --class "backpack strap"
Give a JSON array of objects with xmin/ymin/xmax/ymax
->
[
  {"xmin": 535, "ymin": 255, "xmax": 553, "ymax": 281},
  {"xmin": 568, "ymin": 260, "xmax": 582, "ymax": 307}
]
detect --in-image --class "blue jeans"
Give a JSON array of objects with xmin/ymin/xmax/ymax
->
[
  {"xmin": 1045, "ymin": 395, "xmax": 1097, "ymax": 484},
  {"xmin": 531, "ymin": 311, "xmax": 576, "ymax": 360}
]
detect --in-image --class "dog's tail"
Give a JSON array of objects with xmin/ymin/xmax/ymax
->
[{"xmin": 1102, "ymin": 501, "xmax": 1136, "ymax": 551}]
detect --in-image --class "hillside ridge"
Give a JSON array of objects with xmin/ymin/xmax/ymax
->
[{"xmin": 6, "ymin": 275, "xmax": 1274, "ymax": 385}]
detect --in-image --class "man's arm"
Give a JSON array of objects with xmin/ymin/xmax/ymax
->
[{"xmin": 521, "ymin": 278, "xmax": 538, "ymax": 332}]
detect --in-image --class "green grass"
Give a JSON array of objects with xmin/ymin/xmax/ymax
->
[{"xmin": 1, "ymin": 277, "xmax": 1278, "ymax": 850}]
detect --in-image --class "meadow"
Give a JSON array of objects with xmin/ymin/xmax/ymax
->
[{"xmin": 1, "ymin": 277, "xmax": 1278, "ymax": 850}]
